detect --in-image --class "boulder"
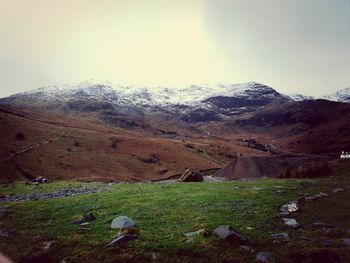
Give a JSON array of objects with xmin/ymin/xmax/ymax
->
[
  {"xmin": 111, "ymin": 216, "xmax": 135, "ymax": 229},
  {"xmin": 256, "ymin": 252, "xmax": 275, "ymax": 263},
  {"xmin": 271, "ymin": 233, "xmax": 290, "ymax": 241},
  {"xmin": 280, "ymin": 201, "xmax": 299, "ymax": 216},
  {"xmin": 179, "ymin": 168, "xmax": 203, "ymax": 182},
  {"xmin": 343, "ymin": 238, "xmax": 350, "ymax": 246},
  {"xmin": 214, "ymin": 225, "xmax": 247, "ymax": 245},
  {"xmin": 0, "ymin": 229, "xmax": 10, "ymax": 238},
  {"xmin": 282, "ymin": 218, "xmax": 300, "ymax": 228},
  {"xmin": 105, "ymin": 234, "xmax": 138, "ymax": 247},
  {"xmin": 73, "ymin": 213, "xmax": 96, "ymax": 225},
  {"xmin": 311, "ymin": 222, "xmax": 332, "ymax": 229}
]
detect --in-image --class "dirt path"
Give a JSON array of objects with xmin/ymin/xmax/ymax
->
[{"xmin": 0, "ymin": 130, "xmax": 65, "ymax": 163}]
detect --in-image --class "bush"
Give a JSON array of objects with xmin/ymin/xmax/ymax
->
[
  {"xmin": 110, "ymin": 137, "xmax": 122, "ymax": 148},
  {"xmin": 16, "ymin": 132, "xmax": 26, "ymax": 140}
]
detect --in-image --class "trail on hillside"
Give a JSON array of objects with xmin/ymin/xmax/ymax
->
[{"xmin": 0, "ymin": 130, "xmax": 65, "ymax": 163}]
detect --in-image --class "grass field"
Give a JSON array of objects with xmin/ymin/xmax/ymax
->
[{"xmin": 1, "ymin": 161, "xmax": 350, "ymax": 262}]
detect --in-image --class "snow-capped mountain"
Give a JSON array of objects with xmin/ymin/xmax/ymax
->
[
  {"xmin": 321, "ymin": 87, "xmax": 350, "ymax": 103},
  {"xmin": 8, "ymin": 81, "xmax": 290, "ymax": 107},
  {"xmin": 1, "ymin": 80, "xmax": 349, "ymax": 127},
  {"xmin": 0, "ymin": 81, "xmax": 292, "ymax": 121},
  {"xmin": 289, "ymin": 94, "xmax": 314, "ymax": 101}
]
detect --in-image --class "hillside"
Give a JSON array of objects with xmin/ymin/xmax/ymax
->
[{"xmin": 0, "ymin": 105, "xmax": 273, "ymax": 183}]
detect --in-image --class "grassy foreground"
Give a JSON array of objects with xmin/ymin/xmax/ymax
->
[{"xmin": 1, "ymin": 162, "xmax": 350, "ymax": 262}]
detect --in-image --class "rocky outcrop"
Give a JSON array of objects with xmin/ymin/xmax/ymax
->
[{"xmin": 179, "ymin": 168, "xmax": 204, "ymax": 182}]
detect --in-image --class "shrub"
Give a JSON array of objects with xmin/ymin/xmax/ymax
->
[{"xmin": 16, "ymin": 132, "xmax": 26, "ymax": 140}]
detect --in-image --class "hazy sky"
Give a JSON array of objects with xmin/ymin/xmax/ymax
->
[{"xmin": 0, "ymin": 0, "xmax": 349, "ymax": 97}]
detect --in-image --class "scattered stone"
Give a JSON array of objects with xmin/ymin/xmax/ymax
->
[
  {"xmin": 280, "ymin": 201, "xmax": 299, "ymax": 216},
  {"xmin": 214, "ymin": 225, "xmax": 247, "ymax": 245},
  {"xmin": 314, "ymin": 192, "xmax": 329, "ymax": 198},
  {"xmin": 184, "ymin": 229, "xmax": 205, "ymax": 237},
  {"xmin": 271, "ymin": 233, "xmax": 290, "ymax": 241},
  {"xmin": 256, "ymin": 251, "xmax": 275, "ymax": 263},
  {"xmin": 185, "ymin": 238, "xmax": 195, "ymax": 243},
  {"xmin": 301, "ymin": 181, "xmax": 314, "ymax": 188},
  {"xmin": 240, "ymin": 245, "xmax": 255, "ymax": 253},
  {"xmin": 332, "ymin": 188, "xmax": 344, "ymax": 193},
  {"xmin": 282, "ymin": 218, "xmax": 299, "ymax": 228},
  {"xmin": 179, "ymin": 168, "xmax": 203, "ymax": 182},
  {"xmin": 152, "ymin": 252, "xmax": 158, "ymax": 260},
  {"xmin": 343, "ymin": 238, "xmax": 350, "ymax": 246},
  {"xmin": 314, "ymin": 238, "xmax": 332, "ymax": 247},
  {"xmin": 0, "ymin": 186, "xmax": 103, "ymax": 202},
  {"xmin": 105, "ymin": 234, "xmax": 138, "ymax": 247},
  {"xmin": 0, "ymin": 229, "xmax": 10, "ymax": 237},
  {"xmin": 73, "ymin": 213, "xmax": 96, "ymax": 225},
  {"xmin": 34, "ymin": 176, "xmax": 49, "ymax": 183},
  {"xmin": 304, "ymin": 196, "xmax": 319, "ymax": 202},
  {"xmin": 311, "ymin": 222, "xmax": 332, "ymax": 229},
  {"xmin": 111, "ymin": 216, "xmax": 135, "ymax": 229},
  {"xmin": 42, "ymin": 241, "xmax": 56, "ymax": 252}
]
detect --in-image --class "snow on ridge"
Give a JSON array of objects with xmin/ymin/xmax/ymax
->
[
  {"xmin": 320, "ymin": 87, "xmax": 350, "ymax": 102},
  {"xmin": 10, "ymin": 80, "xmax": 285, "ymax": 106}
]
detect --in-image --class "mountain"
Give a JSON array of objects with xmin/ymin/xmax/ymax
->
[
  {"xmin": 321, "ymin": 87, "xmax": 350, "ymax": 103},
  {"xmin": 288, "ymin": 94, "xmax": 314, "ymax": 101},
  {"xmin": 1, "ymin": 81, "xmax": 350, "ymax": 182},
  {"xmin": 0, "ymin": 81, "xmax": 292, "ymax": 125}
]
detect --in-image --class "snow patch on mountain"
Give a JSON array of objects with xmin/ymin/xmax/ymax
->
[{"xmin": 321, "ymin": 87, "xmax": 350, "ymax": 103}]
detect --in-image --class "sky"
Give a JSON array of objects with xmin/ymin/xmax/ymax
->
[{"xmin": 0, "ymin": 0, "xmax": 349, "ymax": 98}]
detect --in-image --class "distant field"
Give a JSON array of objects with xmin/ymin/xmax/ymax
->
[{"xmin": 1, "ymin": 162, "xmax": 350, "ymax": 262}]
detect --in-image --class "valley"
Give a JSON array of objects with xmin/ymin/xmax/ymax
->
[{"xmin": 0, "ymin": 82, "xmax": 350, "ymax": 262}]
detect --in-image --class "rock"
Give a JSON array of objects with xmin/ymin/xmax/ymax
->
[
  {"xmin": 185, "ymin": 238, "xmax": 195, "ymax": 243},
  {"xmin": 111, "ymin": 216, "xmax": 135, "ymax": 229},
  {"xmin": 282, "ymin": 218, "xmax": 299, "ymax": 228},
  {"xmin": 271, "ymin": 233, "xmax": 290, "ymax": 241},
  {"xmin": 105, "ymin": 234, "xmax": 138, "ymax": 246},
  {"xmin": 332, "ymin": 188, "xmax": 344, "ymax": 193},
  {"xmin": 42, "ymin": 241, "xmax": 56, "ymax": 252},
  {"xmin": 73, "ymin": 212, "xmax": 96, "ymax": 224},
  {"xmin": 314, "ymin": 238, "xmax": 332, "ymax": 246},
  {"xmin": 304, "ymin": 196, "xmax": 319, "ymax": 202},
  {"xmin": 240, "ymin": 245, "xmax": 255, "ymax": 253},
  {"xmin": 301, "ymin": 181, "xmax": 314, "ymax": 188},
  {"xmin": 0, "ymin": 229, "xmax": 10, "ymax": 237},
  {"xmin": 184, "ymin": 229, "xmax": 205, "ymax": 237},
  {"xmin": 280, "ymin": 201, "xmax": 299, "ymax": 216},
  {"xmin": 314, "ymin": 192, "xmax": 329, "ymax": 198},
  {"xmin": 343, "ymin": 238, "xmax": 350, "ymax": 246},
  {"xmin": 179, "ymin": 168, "xmax": 203, "ymax": 182},
  {"xmin": 256, "ymin": 251, "xmax": 275, "ymax": 263},
  {"xmin": 311, "ymin": 222, "xmax": 332, "ymax": 229},
  {"xmin": 34, "ymin": 176, "xmax": 49, "ymax": 183},
  {"xmin": 214, "ymin": 225, "xmax": 247, "ymax": 245}
]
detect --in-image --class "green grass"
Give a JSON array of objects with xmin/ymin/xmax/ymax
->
[{"xmin": 1, "ymin": 167, "xmax": 350, "ymax": 262}]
